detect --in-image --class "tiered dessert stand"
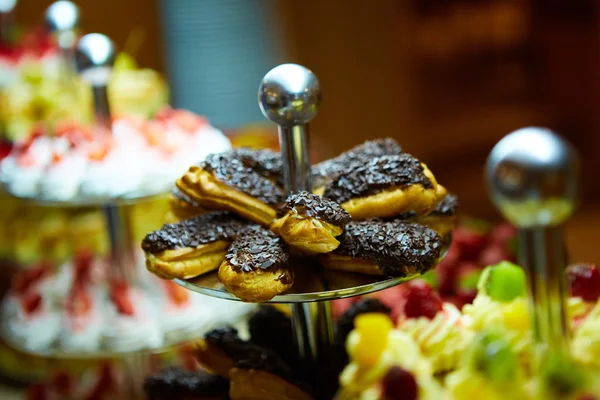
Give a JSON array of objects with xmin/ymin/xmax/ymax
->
[
  {"xmin": 0, "ymin": 28, "xmax": 209, "ymax": 398},
  {"xmin": 174, "ymin": 63, "xmax": 582, "ymax": 395},
  {"xmin": 174, "ymin": 63, "xmax": 449, "ymax": 373}
]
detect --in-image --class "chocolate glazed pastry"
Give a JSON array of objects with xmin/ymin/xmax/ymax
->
[
  {"xmin": 143, "ymin": 367, "xmax": 229, "ymax": 400},
  {"xmin": 177, "ymin": 150, "xmax": 285, "ymax": 226},
  {"xmin": 218, "ymin": 227, "xmax": 293, "ymax": 302},
  {"xmin": 319, "ymin": 220, "xmax": 443, "ymax": 277},
  {"xmin": 396, "ymin": 193, "xmax": 458, "ymax": 242},
  {"xmin": 322, "ymin": 154, "xmax": 447, "ymax": 220},
  {"xmin": 248, "ymin": 306, "xmax": 296, "ymax": 365},
  {"xmin": 271, "ymin": 191, "xmax": 352, "ymax": 255},
  {"xmin": 312, "ymin": 138, "xmax": 403, "ymax": 190},
  {"xmin": 142, "ymin": 212, "xmax": 251, "ymax": 280},
  {"xmin": 165, "ymin": 187, "xmax": 207, "ymax": 223}
]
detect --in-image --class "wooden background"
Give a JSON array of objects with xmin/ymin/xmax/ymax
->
[{"xmin": 14, "ymin": 0, "xmax": 600, "ymax": 261}]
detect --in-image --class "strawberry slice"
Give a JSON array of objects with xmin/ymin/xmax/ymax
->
[
  {"xmin": 110, "ymin": 280, "xmax": 135, "ymax": 316},
  {"xmin": 0, "ymin": 141, "xmax": 12, "ymax": 161},
  {"xmin": 73, "ymin": 249, "xmax": 94, "ymax": 286},
  {"xmin": 171, "ymin": 109, "xmax": 207, "ymax": 133},
  {"xmin": 22, "ymin": 291, "xmax": 42, "ymax": 315},
  {"xmin": 66, "ymin": 286, "xmax": 92, "ymax": 317},
  {"xmin": 12, "ymin": 263, "xmax": 50, "ymax": 295},
  {"xmin": 163, "ymin": 281, "xmax": 189, "ymax": 306}
]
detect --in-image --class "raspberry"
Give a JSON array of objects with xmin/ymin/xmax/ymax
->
[
  {"xmin": 478, "ymin": 243, "xmax": 514, "ymax": 268},
  {"xmin": 453, "ymin": 226, "xmax": 488, "ymax": 260},
  {"xmin": 381, "ymin": 366, "xmax": 418, "ymax": 400},
  {"xmin": 403, "ymin": 280, "xmax": 443, "ymax": 319},
  {"xmin": 110, "ymin": 280, "xmax": 135, "ymax": 316},
  {"xmin": 489, "ymin": 223, "xmax": 517, "ymax": 246},
  {"xmin": 22, "ymin": 291, "xmax": 42, "ymax": 314},
  {"xmin": 567, "ymin": 264, "xmax": 600, "ymax": 302}
]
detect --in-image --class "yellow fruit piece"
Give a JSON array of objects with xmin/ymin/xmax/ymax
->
[
  {"xmin": 502, "ymin": 300, "xmax": 530, "ymax": 332},
  {"xmin": 354, "ymin": 313, "xmax": 393, "ymax": 367}
]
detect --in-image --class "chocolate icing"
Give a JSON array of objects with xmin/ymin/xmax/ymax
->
[
  {"xmin": 395, "ymin": 193, "xmax": 458, "ymax": 220},
  {"xmin": 431, "ymin": 193, "xmax": 458, "ymax": 216},
  {"xmin": 334, "ymin": 220, "xmax": 442, "ymax": 276},
  {"xmin": 234, "ymin": 148, "xmax": 283, "ymax": 184},
  {"xmin": 143, "ymin": 367, "xmax": 229, "ymax": 400},
  {"xmin": 171, "ymin": 187, "xmax": 201, "ymax": 208},
  {"xmin": 249, "ymin": 306, "xmax": 296, "ymax": 367},
  {"xmin": 225, "ymin": 228, "xmax": 289, "ymax": 273},
  {"xmin": 312, "ymin": 138, "xmax": 403, "ymax": 187},
  {"xmin": 322, "ymin": 154, "xmax": 433, "ymax": 204},
  {"xmin": 204, "ymin": 327, "xmax": 295, "ymax": 381},
  {"xmin": 277, "ymin": 191, "xmax": 352, "ymax": 227},
  {"xmin": 202, "ymin": 151, "xmax": 284, "ymax": 205},
  {"xmin": 141, "ymin": 211, "xmax": 251, "ymax": 253}
]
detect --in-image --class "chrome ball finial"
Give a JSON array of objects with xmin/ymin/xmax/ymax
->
[
  {"xmin": 0, "ymin": 0, "xmax": 17, "ymax": 13},
  {"xmin": 74, "ymin": 33, "xmax": 115, "ymax": 86},
  {"xmin": 485, "ymin": 127, "xmax": 580, "ymax": 228},
  {"xmin": 258, "ymin": 63, "xmax": 321, "ymax": 126},
  {"xmin": 45, "ymin": 1, "xmax": 79, "ymax": 32}
]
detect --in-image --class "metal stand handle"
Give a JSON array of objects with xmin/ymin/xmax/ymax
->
[
  {"xmin": 75, "ymin": 33, "xmax": 147, "ymax": 399},
  {"xmin": 0, "ymin": 0, "xmax": 17, "ymax": 45},
  {"xmin": 45, "ymin": 1, "xmax": 80, "ymax": 80},
  {"xmin": 486, "ymin": 127, "xmax": 580, "ymax": 369},
  {"xmin": 258, "ymin": 64, "xmax": 333, "ymax": 367}
]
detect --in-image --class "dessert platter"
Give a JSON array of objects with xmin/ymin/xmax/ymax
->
[{"xmin": 138, "ymin": 63, "xmax": 598, "ymax": 399}]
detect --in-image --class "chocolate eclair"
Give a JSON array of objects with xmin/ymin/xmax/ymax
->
[
  {"xmin": 396, "ymin": 193, "xmax": 458, "ymax": 241},
  {"xmin": 312, "ymin": 138, "xmax": 403, "ymax": 190},
  {"xmin": 271, "ymin": 191, "xmax": 352, "ymax": 255},
  {"xmin": 165, "ymin": 187, "xmax": 207, "ymax": 223},
  {"xmin": 177, "ymin": 150, "xmax": 285, "ymax": 226},
  {"xmin": 319, "ymin": 220, "xmax": 443, "ymax": 277},
  {"xmin": 142, "ymin": 212, "xmax": 251, "ymax": 280},
  {"xmin": 218, "ymin": 228, "xmax": 293, "ymax": 302},
  {"xmin": 248, "ymin": 306, "xmax": 297, "ymax": 368},
  {"xmin": 144, "ymin": 367, "xmax": 229, "ymax": 400},
  {"xmin": 195, "ymin": 327, "xmax": 294, "ymax": 379},
  {"xmin": 322, "ymin": 154, "xmax": 446, "ymax": 220}
]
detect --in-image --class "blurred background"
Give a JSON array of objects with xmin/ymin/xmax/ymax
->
[
  {"xmin": 13, "ymin": 0, "xmax": 600, "ymax": 216},
  {"xmin": 1, "ymin": 0, "xmax": 599, "ymax": 397}
]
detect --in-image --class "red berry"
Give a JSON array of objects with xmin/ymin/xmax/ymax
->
[
  {"xmin": 453, "ymin": 227, "xmax": 488, "ymax": 260},
  {"xmin": 456, "ymin": 288, "xmax": 478, "ymax": 308},
  {"xmin": 489, "ymin": 223, "xmax": 517, "ymax": 246},
  {"xmin": 84, "ymin": 364, "xmax": 115, "ymax": 400},
  {"xmin": 478, "ymin": 245, "xmax": 512, "ymax": 268},
  {"xmin": 22, "ymin": 292, "xmax": 42, "ymax": 314},
  {"xmin": 403, "ymin": 281, "xmax": 443, "ymax": 319},
  {"xmin": 73, "ymin": 249, "xmax": 94, "ymax": 285},
  {"xmin": 567, "ymin": 264, "xmax": 600, "ymax": 302},
  {"xmin": 381, "ymin": 366, "xmax": 418, "ymax": 400},
  {"xmin": 110, "ymin": 280, "xmax": 135, "ymax": 316}
]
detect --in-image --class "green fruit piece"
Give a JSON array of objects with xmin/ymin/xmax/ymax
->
[
  {"xmin": 471, "ymin": 330, "xmax": 518, "ymax": 384},
  {"xmin": 485, "ymin": 261, "xmax": 526, "ymax": 302},
  {"xmin": 459, "ymin": 270, "xmax": 481, "ymax": 291}
]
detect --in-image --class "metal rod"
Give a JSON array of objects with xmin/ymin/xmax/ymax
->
[
  {"xmin": 103, "ymin": 204, "xmax": 135, "ymax": 282},
  {"xmin": 92, "ymin": 85, "xmax": 112, "ymax": 132},
  {"xmin": 518, "ymin": 226, "xmax": 570, "ymax": 366},
  {"xmin": 279, "ymin": 125, "xmax": 312, "ymax": 194}
]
